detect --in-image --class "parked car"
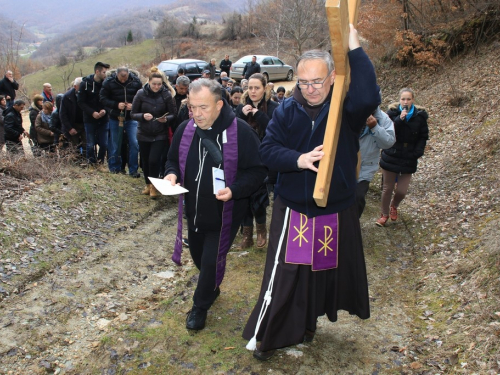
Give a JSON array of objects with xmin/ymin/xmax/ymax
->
[
  {"xmin": 231, "ymin": 55, "xmax": 294, "ymax": 82},
  {"xmin": 157, "ymin": 59, "xmax": 220, "ymax": 83}
]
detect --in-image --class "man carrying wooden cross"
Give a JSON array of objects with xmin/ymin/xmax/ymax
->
[{"xmin": 243, "ymin": 25, "xmax": 380, "ymax": 360}]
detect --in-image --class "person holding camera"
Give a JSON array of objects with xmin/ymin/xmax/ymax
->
[{"xmin": 376, "ymin": 88, "xmax": 429, "ymax": 227}]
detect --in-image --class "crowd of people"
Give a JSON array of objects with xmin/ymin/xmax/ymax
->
[{"xmin": 0, "ymin": 28, "xmax": 429, "ymax": 361}]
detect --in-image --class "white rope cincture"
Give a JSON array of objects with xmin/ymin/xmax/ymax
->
[{"xmin": 246, "ymin": 207, "xmax": 290, "ymax": 351}]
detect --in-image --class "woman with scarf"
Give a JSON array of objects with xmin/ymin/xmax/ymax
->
[
  {"xmin": 35, "ymin": 102, "xmax": 56, "ymax": 151},
  {"xmin": 235, "ymin": 73, "xmax": 279, "ymax": 249},
  {"xmin": 131, "ymin": 66, "xmax": 177, "ymax": 198},
  {"xmin": 376, "ymin": 88, "xmax": 429, "ymax": 226},
  {"xmin": 29, "ymin": 94, "xmax": 43, "ymax": 146}
]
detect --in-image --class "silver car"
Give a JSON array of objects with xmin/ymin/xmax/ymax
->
[{"xmin": 232, "ymin": 55, "xmax": 294, "ymax": 82}]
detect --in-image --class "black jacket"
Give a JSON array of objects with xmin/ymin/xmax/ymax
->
[
  {"xmin": 165, "ymin": 101, "xmax": 267, "ymax": 232},
  {"xmin": 235, "ymin": 93, "xmax": 279, "ymax": 140},
  {"xmin": 3, "ymin": 106, "xmax": 24, "ymax": 143},
  {"xmin": 77, "ymin": 74, "xmax": 108, "ymax": 125},
  {"xmin": 243, "ymin": 62, "xmax": 261, "ymax": 80},
  {"xmin": 204, "ymin": 63, "xmax": 217, "ymax": 80},
  {"xmin": 220, "ymin": 59, "xmax": 232, "ymax": 75},
  {"xmin": 100, "ymin": 71, "xmax": 142, "ymax": 120},
  {"xmin": 380, "ymin": 103, "xmax": 429, "ymax": 174},
  {"xmin": 60, "ymin": 88, "xmax": 84, "ymax": 137},
  {"xmin": 0, "ymin": 76, "xmax": 19, "ymax": 101},
  {"xmin": 50, "ymin": 94, "xmax": 64, "ymax": 136},
  {"xmin": 29, "ymin": 103, "xmax": 41, "ymax": 143},
  {"xmin": 131, "ymin": 83, "xmax": 177, "ymax": 142}
]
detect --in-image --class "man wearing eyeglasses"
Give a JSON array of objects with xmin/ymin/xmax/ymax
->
[{"xmin": 243, "ymin": 25, "xmax": 381, "ymax": 360}]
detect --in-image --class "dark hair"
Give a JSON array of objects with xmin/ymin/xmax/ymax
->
[
  {"xmin": 13, "ymin": 99, "xmax": 25, "ymax": 106},
  {"xmin": 94, "ymin": 62, "xmax": 110, "ymax": 72},
  {"xmin": 277, "ymin": 86, "xmax": 286, "ymax": 93},
  {"xmin": 177, "ymin": 68, "xmax": 185, "ymax": 75},
  {"xmin": 230, "ymin": 87, "xmax": 243, "ymax": 96},
  {"xmin": 249, "ymin": 73, "xmax": 267, "ymax": 87},
  {"xmin": 0, "ymin": 95, "xmax": 4, "ymax": 102}
]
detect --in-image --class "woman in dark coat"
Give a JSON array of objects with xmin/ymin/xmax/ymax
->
[
  {"xmin": 377, "ymin": 88, "xmax": 429, "ymax": 226},
  {"xmin": 131, "ymin": 67, "xmax": 177, "ymax": 198},
  {"xmin": 29, "ymin": 94, "xmax": 43, "ymax": 146},
  {"xmin": 235, "ymin": 73, "xmax": 279, "ymax": 249}
]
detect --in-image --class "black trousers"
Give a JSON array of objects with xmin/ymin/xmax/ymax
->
[
  {"xmin": 187, "ymin": 224, "xmax": 239, "ymax": 310},
  {"xmin": 138, "ymin": 140, "xmax": 169, "ymax": 185},
  {"xmin": 355, "ymin": 180, "xmax": 370, "ymax": 218}
]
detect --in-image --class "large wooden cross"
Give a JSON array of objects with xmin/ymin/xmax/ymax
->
[{"xmin": 313, "ymin": 0, "xmax": 360, "ymax": 207}]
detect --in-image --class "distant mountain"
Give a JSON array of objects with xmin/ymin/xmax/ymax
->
[
  {"xmin": 0, "ymin": 0, "xmax": 239, "ymax": 35},
  {"xmin": 0, "ymin": 14, "xmax": 36, "ymax": 43}
]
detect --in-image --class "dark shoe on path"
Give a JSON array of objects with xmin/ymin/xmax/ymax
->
[
  {"xmin": 303, "ymin": 329, "xmax": 315, "ymax": 343},
  {"xmin": 186, "ymin": 305, "xmax": 207, "ymax": 331},
  {"xmin": 253, "ymin": 348, "xmax": 276, "ymax": 361}
]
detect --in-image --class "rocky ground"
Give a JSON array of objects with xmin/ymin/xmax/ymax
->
[{"xmin": 1, "ymin": 43, "xmax": 499, "ymax": 374}]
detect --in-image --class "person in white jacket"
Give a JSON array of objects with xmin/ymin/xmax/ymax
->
[{"xmin": 356, "ymin": 106, "xmax": 395, "ymax": 217}]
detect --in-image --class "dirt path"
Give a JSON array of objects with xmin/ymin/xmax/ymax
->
[{"xmin": 0, "ymin": 187, "xmax": 419, "ymax": 374}]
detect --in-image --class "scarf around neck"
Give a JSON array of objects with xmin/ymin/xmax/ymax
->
[{"xmin": 399, "ymin": 104, "xmax": 415, "ymax": 121}]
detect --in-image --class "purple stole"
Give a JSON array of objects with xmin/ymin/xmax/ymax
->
[
  {"xmin": 285, "ymin": 210, "xmax": 339, "ymax": 270},
  {"xmin": 172, "ymin": 118, "xmax": 238, "ymax": 288}
]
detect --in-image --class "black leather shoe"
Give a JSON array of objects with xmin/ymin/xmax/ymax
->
[
  {"xmin": 303, "ymin": 329, "xmax": 315, "ymax": 342},
  {"xmin": 253, "ymin": 348, "xmax": 276, "ymax": 361},
  {"xmin": 186, "ymin": 306, "xmax": 207, "ymax": 330}
]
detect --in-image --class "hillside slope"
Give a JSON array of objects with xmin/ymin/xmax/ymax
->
[
  {"xmin": 376, "ymin": 40, "xmax": 500, "ymax": 373},
  {"xmin": 1, "ymin": 41, "xmax": 499, "ymax": 374}
]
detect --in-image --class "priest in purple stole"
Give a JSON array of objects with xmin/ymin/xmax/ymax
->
[
  {"xmin": 243, "ymin": 26, "xmax": 381, "ymax": 360},
  {"xmin": 164, "ymin": 79, "xmax": 266, "ymax": 331}
]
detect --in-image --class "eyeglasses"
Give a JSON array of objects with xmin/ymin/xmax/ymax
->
[{"xmin": 296, "ymin": 71, "xmax": 332, "ymax": 90}]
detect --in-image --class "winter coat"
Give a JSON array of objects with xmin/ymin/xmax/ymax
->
[
  {"xmin": 77, "ymin": 74, "xmax": 109, "ymax": 125},
  {"xmin": 3, "ymin": 106, "xmax": 24, "ymax": 143},
  {"xmin": 99, "ymin": 70, "xmax": 142, "ymax": 120},
  {"xmin": 35, "ymin": 113, "xmax": 54, "ymax": 144},
  {"xmin": 243, "ymin": 62, "xmax": 261, "ymax": 80},
  {"xmin": 259, "ymin": 47, "xmax": 380, "ymax": 217},
  {"xmin": 358, "ymin": 107, "xmax": 395, "ymax": 182},
  {"xmin": 165, "ymin": 102, "xmax": 267, "ymax": 232},
  {"xmin": 60, "ymin": 88, "xmax": 84, "ymax": 138},
  {"xmin": 220, "ymin": 59, "xmax": 232, "ymax": 75},
  {"xmin": 235, "ymin": 90, "xmax": 279, "ymax": 140},
  {"xmin": 204, "ymin": 63, "xmax": 217, "ymax": 80},
  {"xmin": 50, "ymin": 94, "xmax": 64, "ymax": 137},
  {"xmin": 0, "ymin": 75, "xmax": 19, "ymax": 102},
  {"xmin": 29, "ymin": 103, "xmax": 41, "ymax": 144},
  {"xmin": 131, "ymin": 83, "xmax": 177, "ymax": 142},
  {"xmin": 380, "ymin": 103, "xmax": 429, "ymax": 174}
]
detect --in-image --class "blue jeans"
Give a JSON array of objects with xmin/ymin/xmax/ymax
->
[
  {"xmin": 84, "ymin": 122, "xmax": 109, "ymax": 164},
  {"xmin": 108, "ymin": 118, "xmax": 139, "ymax": 174}
]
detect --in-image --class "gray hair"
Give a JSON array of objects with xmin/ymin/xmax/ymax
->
[
  {"xmin": 296, "ymin": 50, "xmax": 335, "ymax": 73},
  {"xmin": 189, "ymin": 78, "xmax": 221, "ymax": 102},
  {"xmin": 13, "ymin": 99, "xmax": 25, "ymax": 106},
  {"xmin": 116, "ymin": 67, "xmax": 129, "ymax": 75},
  {"xmin": 176, "ymin": 76, "xmax": 190, "ymax": 86},
  {"xmin": 72, "ymin": 77, "xmax": 83, "ymax": 87}
]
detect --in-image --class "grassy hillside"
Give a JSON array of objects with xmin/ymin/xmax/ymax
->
[{"xmin": 21, "ymin": 39, "xmax": 159, "ymax": 99}]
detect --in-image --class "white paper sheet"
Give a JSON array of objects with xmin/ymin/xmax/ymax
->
[{"xmin": 148, "ymin": 177, "xmax": 189, "ymax": 196}]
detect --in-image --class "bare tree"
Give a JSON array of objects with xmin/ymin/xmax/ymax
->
[
  {"xmin": 255, "ymin": 0, "xmax": 329, "ymax": 61},
  {"xmin": 156, "ymin": 16, "xmax": 181, "ymax": 59},
  {"xmin": 61, "ymin": 59, "xmax": 76, "ymax": 91},
  {"xmin": 0, "ymin": 21, "xmax": 25, "ymax": 77}
]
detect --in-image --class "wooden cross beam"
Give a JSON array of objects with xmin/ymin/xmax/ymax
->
[{"xmin": 313, "ymin": 0, "xmax": 360, "ymax": 207}]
